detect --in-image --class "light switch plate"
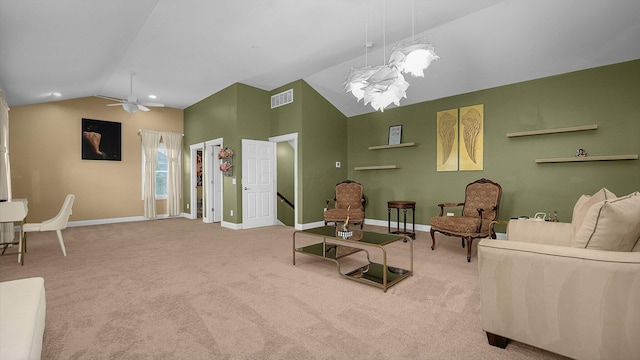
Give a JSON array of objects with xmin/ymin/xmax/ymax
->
[{"xmin": 336, "ymin": 161, "xmax": 341, "ymax": 168}]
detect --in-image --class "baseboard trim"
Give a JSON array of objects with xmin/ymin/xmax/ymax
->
[
  {"xmin": 221, "ymin": 221, "xmax": 242, "ymax": 230},
  {"xmin": 68, "ymin": 214, "xmax": 179, "ymax": 227},
  {"xmin": 54, "ymin": 215, "xmax": 507, "ymax": 239}
]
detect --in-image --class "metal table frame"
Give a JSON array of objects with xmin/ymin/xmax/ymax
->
[{"xmin": 293, "ymin": 226, "xmax": 413, "ymax": 292}]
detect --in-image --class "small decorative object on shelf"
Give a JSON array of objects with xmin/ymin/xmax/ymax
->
[
  {"xmin": 576, "ymin": 148, "xmax": 588, "ymax": 157},
  {"xmin": 218, "ymin": 147, "xmax": 234, "ymax": 176}
]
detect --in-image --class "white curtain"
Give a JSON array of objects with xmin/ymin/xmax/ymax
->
[
  {"xmin": 141, "ymin": 130, "xmax": 161, "ymax": 219},
  {"xmin": 0, "ymin": 90, "xmax": 12, "ymax": 243},
  {"xmin": 163, "ymin": 132, "xmax": 182, "ymax": 216}
]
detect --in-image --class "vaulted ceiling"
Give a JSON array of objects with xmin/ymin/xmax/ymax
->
[{"xmin": 1, "ymin": 0, "xmax": 639, "ymax": 118}]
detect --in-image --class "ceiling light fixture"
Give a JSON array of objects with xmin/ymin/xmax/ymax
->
[
  {"xmin": 344, "ymin": 0, "xmax": 438, "ymax": 112},
  {"xmin": 344, "ymin": 1, "xmax": 373, "ymax": 102},
  {"xmin": 362, "ymin": 65, "xmax": 409, "ymax": 111},
  {"xmin": 123, "ymin": 103, "xmax": 139, "ymax": 113},
  {"xmin": 389, "ymin": 38, "xmax": 439, "ymax": 78},
  {"xmin": 389, "ymin": 0, "xmax": 439, "ymax": 77},
  {"xmin": 344, "ymin": 0, "xmax": 410, "ymax": 112},
  {"xmin": 52, "ymin": 92, "xmax": 62, "ymax": 97}
]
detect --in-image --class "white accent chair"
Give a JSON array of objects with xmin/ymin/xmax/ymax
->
[{"xmin": 23, "ymin": 194, "xmax": 75, "ymax": 256}]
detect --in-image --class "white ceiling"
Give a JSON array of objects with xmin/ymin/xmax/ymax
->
[{"xmin": 1, "ymin": 0, "xmax": 639, "ymax": 118}]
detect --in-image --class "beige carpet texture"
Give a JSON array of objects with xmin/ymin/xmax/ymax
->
[{"xmin": 0, "ymin": 218, "xmax": 567, "ymax": 359}]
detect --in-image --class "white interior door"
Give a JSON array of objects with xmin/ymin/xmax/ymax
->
[
  {"xmin": 203, "ymin": 138, "xmax": 223, "ymax": 223},
  {"xmin": 189, "ymin": 143, "xmax": 204, "ymax": 220},
  {"xmin": 242, "ymin": 139, "xmax": 276, "ymax": 229},
  {"xmin": 208, "ymin": 144, "xmax": 222, "ymax": 223}
]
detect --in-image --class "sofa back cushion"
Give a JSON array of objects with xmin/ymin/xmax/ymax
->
[
  {"xmin": 572, "ymin": 192, "xmax": 640, "ymax": 251},
  {"xmin": 570, "ymin": 188, "xmax": 616, "ymax": 240}
]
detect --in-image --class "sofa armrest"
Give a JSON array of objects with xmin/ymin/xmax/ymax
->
[
  {"xmin": 506, "ymin": 220, "xmax": 572, "ymax": 246},
  {"xmin": 478, "ymin": 239, "xmax": 640, "ymax": 360},
  {"xmin": 0, "ymin": 277, "xmax": 46, "ymax": 360}
]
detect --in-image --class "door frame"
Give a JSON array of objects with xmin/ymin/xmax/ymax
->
[
  {"xmin": 189, "ymin": 138, "xmax": 223, "ymax": 222},
  {"xmin": 189, "ymin": 143, "xmax": 203, "ymax": 220},
  {"xmin": 205, "ymin": 142, "xmax": 222, "ymax": 223},
  {"xmin": 269, "ymin": 133, "xmax": 299, "ymax": 229}
]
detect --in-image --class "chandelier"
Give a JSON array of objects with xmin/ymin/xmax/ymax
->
[
  {"xmin": 389, "ymin": 38, "xmax": 439, "ymax": 78},
  {"xmin": 344, "ymin": 0, "xmax": 438, "ymax": 112}
]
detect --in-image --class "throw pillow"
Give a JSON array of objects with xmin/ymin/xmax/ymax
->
[
  {"xmin": 572, "ymin": 192, "xmax": 640, "ymax": 251},
  {"xmin": 570, "ymin": 188, "xmax": 616, "ymax": 240}
]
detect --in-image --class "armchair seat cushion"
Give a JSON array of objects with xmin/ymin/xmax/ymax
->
[
  {"xmin": 430, "ymin": 216, "xmax": 490, "ymax": 237},
  {"xmin": 324, "ymin": 209, "xmax": 364, "ymax": 223}
]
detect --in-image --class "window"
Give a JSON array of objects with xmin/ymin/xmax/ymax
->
[{"xmin": 142, "ymin": 142, "xmax": 168, "ymax": 199}]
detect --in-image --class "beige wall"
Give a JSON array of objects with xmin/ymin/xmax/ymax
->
[{"xmin": 9, "ymin": 96, "xmax": 183, "ymax": 222}]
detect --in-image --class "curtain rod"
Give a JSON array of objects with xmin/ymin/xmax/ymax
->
[{"xmin": 137, "ymin": 129, "xmax": 184, "ymax": 136}]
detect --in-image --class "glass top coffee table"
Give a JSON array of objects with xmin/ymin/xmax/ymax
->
[{"xmin": 293, "ymin": 226, "xmax": 413, "ymax": 292}]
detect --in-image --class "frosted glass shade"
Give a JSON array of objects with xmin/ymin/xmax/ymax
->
[{"xmin": 389, "ymin": 38, "xmax": 439, "ymax": 77}]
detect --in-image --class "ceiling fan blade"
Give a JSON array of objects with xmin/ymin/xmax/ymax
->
[
  {"xmin": 95, "ymin": 95, "xmax": 122, "ymax": 102},
  {"xmin": 106, "ymin": 103, "xmax": 122, "ymax": 107},
  {"xmin": 140, "ymin": 102, "xmax": 164, "ymax": 107},
  {"xmin": 138, "ymin": 105, "xmax": 151, "ymax": 112}
]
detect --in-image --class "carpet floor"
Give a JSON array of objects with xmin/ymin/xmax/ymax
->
[{"xmin": 0, "ymin": 218, "xmax": 568, "ymax": 359}]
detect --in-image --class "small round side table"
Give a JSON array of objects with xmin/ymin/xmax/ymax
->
[{"xmin": 387, "ymin": 201, "xmax": 416, "ymax": 240}]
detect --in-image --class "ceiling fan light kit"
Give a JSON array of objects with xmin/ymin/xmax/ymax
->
[{"xmin": 96, "ymin": 73, "xmax": 164, "ymax": 113}]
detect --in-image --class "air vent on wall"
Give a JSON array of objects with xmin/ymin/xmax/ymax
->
[{"xmin": 271, "ymin": 89, "xmax": 293, "ymax": 109}]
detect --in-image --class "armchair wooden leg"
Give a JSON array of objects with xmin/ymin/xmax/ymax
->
[
  {"xmin": 486, "ymin": 332, "xmax": 509, "ymax": 349},
  {"xmin": 466, "ymin": 237, "xmax": 473, "ymax": 262},
  {"xmin": 430, "ymin": 228, "xmax": 436, "ymax": 250}
]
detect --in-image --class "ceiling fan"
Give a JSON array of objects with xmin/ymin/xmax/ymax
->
[{"xmin": 96, "ymin": 73, "xmax": 164, "ymax": 113}]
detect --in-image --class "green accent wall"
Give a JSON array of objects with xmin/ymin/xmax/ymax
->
[
  {"xmin": 299, "ymin": 81, "xmax": 349, "ymax": 223},
  {"xmin": 183, "ymin": 83, "xmax": 269, "ymax": 224},
  {"xmin": 184, "ymin": 60, "xmax": 639, "ymax": 228},
  {"xmin": 270, "ymin": 80, "xmax": 348, "ymax": 225},
  {"xmin": 185, "ymin": 80, "xmax": 347, "ymax": 226},
  {"xmin": 347, "ymin": 60, "xmax": 640, "ymax": 224}
]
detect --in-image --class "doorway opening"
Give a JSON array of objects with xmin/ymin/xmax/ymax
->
[
  {"xmin": 270, "ymin": 133, "xmax": 298, "ymax": 229},
  {"xmin": 189, "ymin": 138, "xmax": 223, "ymax": 222}
]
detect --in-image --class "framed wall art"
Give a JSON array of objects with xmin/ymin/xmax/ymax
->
[
  {"xmin": 436, "ymin": 109, "xmax": 459, "ymax": 171},
  {"xmin": 82, "ymin": 118, "xmax": 121, "ymax": 161},
  {"xmin": 459, "ymin": 104, "xmax": 484, "ymax": 171},
  {"xmin": 388, "ymin": 125, "xmax": 402, "ymax": 145}
]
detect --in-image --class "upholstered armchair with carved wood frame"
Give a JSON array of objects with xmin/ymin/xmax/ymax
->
[
  {"xmin": 324, "ymin": 180, "xmax": 365, "ymax": 229},
  {"xmin": 429, "ymin": 178, "xmax": 502, "ymax": 262}
]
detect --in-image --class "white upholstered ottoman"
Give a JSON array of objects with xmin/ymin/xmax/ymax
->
[{"xmin": 0, "ymin": 277, "xmax": 46, "ymax": 360}]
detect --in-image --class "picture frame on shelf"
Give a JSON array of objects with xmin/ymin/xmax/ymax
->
[{"xmin": 388, "ymin": 125, "xmax": 402, "ymax": 145}]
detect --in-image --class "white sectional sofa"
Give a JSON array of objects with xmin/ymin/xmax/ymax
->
[
  {"xmin": 0, "ymin": 277, "xmax": 46, "ymax": 360},
  {"xmin": 478, "ymin": 189, "xmax": 640, "ymax": 360}
]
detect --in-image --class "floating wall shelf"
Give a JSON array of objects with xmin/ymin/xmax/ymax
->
[
  {"xmin": 368, "ymin": 142, "xmax": 416, "ymax": 150},
  {"xmin": 506, "ymin": 124, "xmax": 598, "ymax": 138},
  {"xmin": 354, "ymin": 165, "xmax": 399, "ymax": 171},
  {"xmin": 535, "ymin": 154, "xmax": 638, "ymax": 163}
]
